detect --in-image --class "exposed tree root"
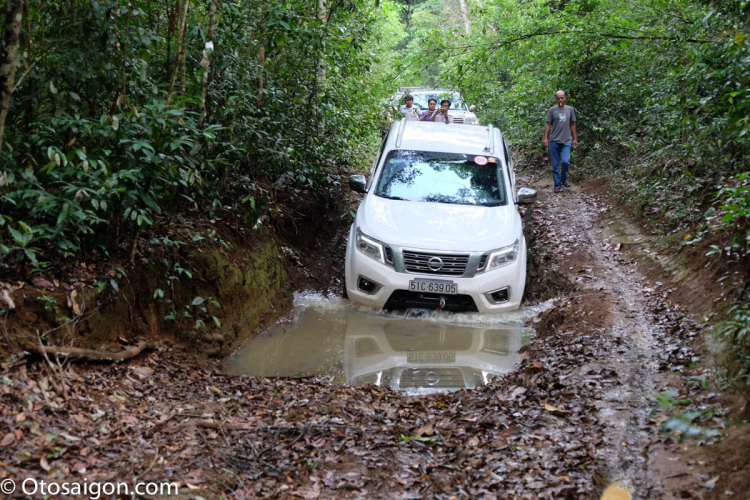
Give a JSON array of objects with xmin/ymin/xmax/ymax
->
[{"xmin": 29, "ymin": 339, "xmax": 156, "ymax": 363}]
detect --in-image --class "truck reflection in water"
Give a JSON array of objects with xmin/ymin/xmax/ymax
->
[
  {"xmin": 344, "ymin": 312, "xmax": 522, "ymax": 393},
  {"xmin": 224, "ymin": 301, "xmax": 525, "ymax": 393}
]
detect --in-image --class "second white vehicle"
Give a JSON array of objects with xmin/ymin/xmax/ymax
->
[{"xmin": 345, "ymin": 120, "xmax": 537, "ymax": 312}]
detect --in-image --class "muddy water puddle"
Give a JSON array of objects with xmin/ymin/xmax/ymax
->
[{"xmin": 225, "ymin": 294, "xmax": 550, "ymax": 394}]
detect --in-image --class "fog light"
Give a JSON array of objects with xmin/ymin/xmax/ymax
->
[
  {"xmin": 486, "ymin": 287, "xmax": 509, "ymax": 304},
  {"xmin": 357, "ymin": 276, "xmax": 381, "ymax": 294}
]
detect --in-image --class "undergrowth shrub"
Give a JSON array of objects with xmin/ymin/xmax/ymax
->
[
  {"xmin": 717, "ymin": 172, "xmax": 750, "ymax": 258},
  {"xmin": 714, "ymin": 304, "xmax": 750, "ymax": 387}
]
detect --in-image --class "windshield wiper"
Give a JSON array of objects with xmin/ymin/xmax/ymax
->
[{"xmin": 381, "ymin": 195, "xmax": 409, "ymax": 201}]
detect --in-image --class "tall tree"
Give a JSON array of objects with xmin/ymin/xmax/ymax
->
[
  {"xmin": 458, "ymin": 0, "xmax": 470, "ymax": 35},
  {"xmin": 199, "ymin": 0, "xmax": 219, "ymax": 129},
  {"xmin": 0, "ymin": 0, "xmax": 24, "ymax": 155},
  {"xmin": 166, "ymin": 0, "xmax": 189, "ymax": 109}
]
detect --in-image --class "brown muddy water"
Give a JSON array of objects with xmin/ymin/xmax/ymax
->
[{"xmin": 224, "ymin": 294, "xmax": 551, "ymax": 394}]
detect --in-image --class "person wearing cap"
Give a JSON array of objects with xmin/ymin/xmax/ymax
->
[{"xmin": 399, "ymin": 95, "xmax": 421, "ymax": 121}]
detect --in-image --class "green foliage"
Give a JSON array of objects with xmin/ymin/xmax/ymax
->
[
  {"xmin": 714, "ymin": 305, "xmax": 750, "ymax": 385},
  {"xmin": 37, "ymin": 295, "xmax": 70, "ymax": 325},
  {"xmin": 717, "ymin": 172, "xmax": 750, "ymax": 257},
  {"xmin": 651, "ymin": 391, "xmax": 722, "ymax": 442},
  {"xmin": 1, "ymin": 0, "xmax": 403, "ymax": 273},
  {"xmin": 399, "ymin": 434, "xmax": 439, "ymax": 443}
]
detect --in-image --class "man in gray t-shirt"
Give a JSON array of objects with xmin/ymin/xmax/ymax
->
[{"xmin": 543, "ymin": 90, "xmax": 578, "ymax": 192}]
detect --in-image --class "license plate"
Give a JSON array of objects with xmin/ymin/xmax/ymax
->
[
  {"xmin": 407, "ymin": 351, "xmax": 456, "ymax": 363},
  {"xmin": 408, "ymin": 280, "xmax": 457, "ymax": 294}
]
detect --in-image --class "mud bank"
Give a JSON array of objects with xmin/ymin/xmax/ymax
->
[{"xmin": 0, "ymin": 186, "xmax": 349, "ymax": 360}]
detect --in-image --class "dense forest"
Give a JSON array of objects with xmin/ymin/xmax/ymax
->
[
  {"xmin": 0, "ymin": 0, "xmax": 403, "ymax": 272},
  {"xmin": 1, "ymin": 0, "xmax": 748, "ymax": 266},
  {"xmin": 1, "ymin": 0, "xmax": 750, "ymax": 496}
]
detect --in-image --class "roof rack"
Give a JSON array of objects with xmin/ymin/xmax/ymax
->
[
  {"xmin": 486, "ymin": 124, "xmax": 495, "ymax": 154},
  {"xmin": 395, "ymin": 118, "xmax": 407, "ymax": 149}
]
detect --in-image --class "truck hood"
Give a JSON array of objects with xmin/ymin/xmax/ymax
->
[{"xmin": 357, "ymin": 195, "xmax": 521, "ymax": 252}]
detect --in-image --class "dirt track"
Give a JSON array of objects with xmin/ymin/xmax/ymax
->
[
  {"xmin": 524, "ymin": 166, "xmax": 747, "ymax": 499},
  {"xmin": 0, "ymin": 163, "xmax": 747, "ymax": 499}
]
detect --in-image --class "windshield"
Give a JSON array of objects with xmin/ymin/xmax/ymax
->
[
  {"xmin": 375, "ymin": 150, "xmax": 506, "ymax": 206},
  {"xmin": 410, "ymin": 92, "xmax": 468, "ymax": 111}
]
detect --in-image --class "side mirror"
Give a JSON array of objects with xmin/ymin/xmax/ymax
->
[
  {"xmin": 349, "ymin": 175, "xmax": 367, "ymax": 193},
  {"xmin": 469, "ymin": 105, "xmax": 476, "ymax": 112},
  {"xmin": 517, "ymin": 187, "xmax": 537, "ymax": 205}
]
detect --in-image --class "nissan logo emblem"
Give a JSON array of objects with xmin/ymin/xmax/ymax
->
[
  {"xmin": 425, "ymin": 371, "xmax": 440, "ymax": 385},
  {"xmin": 427, "ymin": 256, "xmax": 444, "ymax": 271}
]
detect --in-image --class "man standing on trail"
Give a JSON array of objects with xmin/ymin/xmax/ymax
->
[
  {"xmin": 399, "ymin": 94, "xmax": 421, "ymax": 121},
  {"xmin": 543, "ymin": 90, "xmax": 578, "ymax": 193}
]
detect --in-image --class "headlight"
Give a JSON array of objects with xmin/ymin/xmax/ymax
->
[
  {"xmin": 356, "ymin": 227, "xmax": 386, "ymax": 264},
  {"xmin": 485, "ymin": 240, "xmax": 519, "ymax": 272},
  {"xmin": 464, "ymin": 116, "xmax": 479, "ymax": 125}
]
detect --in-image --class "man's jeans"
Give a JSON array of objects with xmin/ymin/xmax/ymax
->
[{"xmin": 549, "ymin": 142, "xmax": 571, "ymax": 188}]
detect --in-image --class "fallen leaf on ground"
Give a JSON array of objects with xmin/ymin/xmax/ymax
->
[
  {"xmin": 32, "ymin": 276, "xmax": 55, "ymax": 288},
  {"xmin": 701, "ymin": 476, "xmax": 720, "ymax": 489},
  {"xmin": 544, "ymin": 403, "xmax": 569, "ymax": 414},
  {"xmin": 415, "ymin": 423, "xmax": 434, "ymax": 436}
]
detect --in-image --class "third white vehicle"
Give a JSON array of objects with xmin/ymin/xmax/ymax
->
[{"xmin": 345, "ymin": 119, "xmax": 537, "ymax": 312}]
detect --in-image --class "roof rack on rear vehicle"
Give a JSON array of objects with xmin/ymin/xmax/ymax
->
[
  {"xmin": 395, "ymin": 118, "xmax": 407, "ymax": 149},
  {"xmin": 486, "ymin": 124, "xmax": 495, "ymax": 154}
]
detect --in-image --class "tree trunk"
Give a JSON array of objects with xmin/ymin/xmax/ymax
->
[
  {"xmin": 166, "ymin": 0, "xmax": 189, "ymax": 110},
  {"xmin": 255, "ymin": 0, "xmax": 267, "ymax": 112},
  {"xmin": 0, "ymin": 0, "xmax": 24, "ymax": 155},
  {"xmin": 198, "ymin": 0, "xmax": 218, "ymax": 130},
  {"xmin": 21, "ymin": 0, "xmax": 34, "ymax": 128},
  {"xmin": 166, "ymin": 1, "xmax": 176, "ymax": 78},
  {"xmin": 458, "ymin": 0, "xmax": 471, "ymax": 36},
  {"xmin": 120, "ymin": 3, "xmax": 133, "ymax": 100},
  {"xmin": 180, "ymin": 46, "xmax": 187, "ymax": 96},
  {"xmin": 316, "ymin": 0, "xmax": 326, "ymax": 134},
  {"xmin": 303, "ymin": 0, "xmax": 327, "ymax": 157},
  {"xmin": 229, "ymin": 43, "xmax": 253, "ymax": 143},
  {"xmin": 252, "ymin": 0, "xmax": 267, "ymax": 151}
]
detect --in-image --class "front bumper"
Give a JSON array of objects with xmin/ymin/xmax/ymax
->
[{"xmin": 344, "ymin": 226, "xmax": 527, "ymax": 313}]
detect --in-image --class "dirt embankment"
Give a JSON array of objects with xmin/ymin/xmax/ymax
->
[{"xmin": 0, "ymin": 182, "xmax": 351, "ymax": 363}]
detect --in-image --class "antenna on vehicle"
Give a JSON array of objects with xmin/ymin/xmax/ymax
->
[
  {"xmin": 486, "ymin": 124, "xmax": 495, "ymax": 153},
  {"xmin": 395, "ymin": 118, "xmax": 407, "ymax": 149}
]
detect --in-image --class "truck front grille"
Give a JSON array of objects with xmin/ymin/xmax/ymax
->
[
  {"xmin": 403, "ymin": 251, "xmax": 469, "ymax": 276},
  {"xmin": 399, "ymin": 368, "xmax": 465, "ymax": 389}
]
